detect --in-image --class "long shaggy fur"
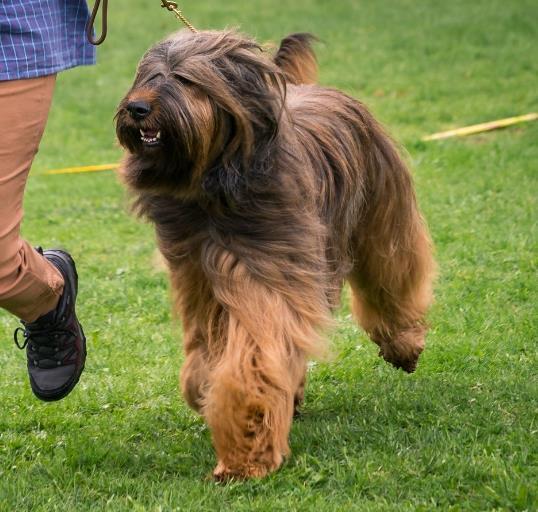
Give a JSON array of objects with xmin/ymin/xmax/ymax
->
[{"xmin": 116, "ymin": 29, "xmax": 435, "ymax": 480}]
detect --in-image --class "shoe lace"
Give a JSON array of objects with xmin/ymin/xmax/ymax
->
[
  {"xmin": 14, "ymin": 324, "xmax": 77, "ymax": 367},
  {"xmin": 14, "ymin": 327, "xmax": 29, "ymax": 350}
]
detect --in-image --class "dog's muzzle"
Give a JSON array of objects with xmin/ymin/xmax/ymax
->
[{"xmin": 124, "ymin": 101, "xmax": 162, "ymax": 147}]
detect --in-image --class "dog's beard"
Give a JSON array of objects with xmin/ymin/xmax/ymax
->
[{"xmin": 116, "ymin": 85, "xmax": 214, "ymax": 195}]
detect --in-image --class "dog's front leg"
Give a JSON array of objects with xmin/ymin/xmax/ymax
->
[
  {"xmin": 200, "ymin": 253, "xmax": 313, "ymax": 480},
  {"xmin": 204, "ymin": 305, "xmax": 305, "ymax": 480},
  {"xmin": 180, "ymin": 333, "xmax": 210, "ymax": 413}
]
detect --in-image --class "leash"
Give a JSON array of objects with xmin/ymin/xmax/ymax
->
[
  {"xmin": 86, "ymin": 0, "xmax": 197, "ymax": 46},
  {"xmin": 161, "ymin": 0, "xmax": 198, "ymax": 33},
  {"xmin": 86, "ymin": 0, "xmax": 108, "ymax": 45}
]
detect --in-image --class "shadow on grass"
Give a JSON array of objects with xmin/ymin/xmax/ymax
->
[{"xmin": 2, "ymin": 352, "xmax": 534, "ymax": 511}]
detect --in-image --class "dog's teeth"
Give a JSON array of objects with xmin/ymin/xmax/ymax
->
[
  {"xmin": 140, "ymin": 129, "xmax": 146, "ymax": 136},
  {"xmin": 156, "ymin": 131, "xmax": 161, "ymax": 139},
  {"xmin": 141, "ymin": 135, "xmax": 159, "ymax": 144}
]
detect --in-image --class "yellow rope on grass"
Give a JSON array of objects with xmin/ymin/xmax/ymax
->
[
  {"xmin": 422, "ymin": 113, "xmax": 538, "ymax": 141},
  {"xmin": 44, "ymin": 163, "xmax": 119, "ymax": 175}
]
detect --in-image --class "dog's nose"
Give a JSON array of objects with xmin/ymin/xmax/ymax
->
[{"xmin": 126, "ymin": 100, "xmax": 151, "ymax": 120}]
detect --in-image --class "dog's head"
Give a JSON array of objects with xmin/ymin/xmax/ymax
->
[{"xmin": 116, "ymin": 30, "xmax": 286, "ymax": 198}]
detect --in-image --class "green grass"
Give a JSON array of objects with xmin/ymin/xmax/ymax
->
[{"xmin": 1, "ymin": 0, "xmax": 537, "ymax": 510}]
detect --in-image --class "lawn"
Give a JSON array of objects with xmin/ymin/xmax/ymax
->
[{"xmin": 1, "ymin": 0, "xmax": 537, "ymax": 510}]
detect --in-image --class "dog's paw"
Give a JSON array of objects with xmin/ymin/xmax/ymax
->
[
  {"xmin": 212, "ymin": 461, "xmax": 271, "ymax": 481},
  {"xmin": 379, "ymin": 349, "xmax": 420, "ymax": 373},
  {"xmin": 378, "ymin": 327, "xmax": 425, "ymax": 373}
]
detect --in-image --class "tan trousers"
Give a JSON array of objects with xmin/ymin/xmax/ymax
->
[{"xmin": 0, "ymin": 75, "xmax": 64, "ymax": 323}]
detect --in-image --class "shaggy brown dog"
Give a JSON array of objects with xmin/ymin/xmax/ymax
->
[{"xmin": 116, "ymin": 30, "xmax": 435, "ymax": 480}]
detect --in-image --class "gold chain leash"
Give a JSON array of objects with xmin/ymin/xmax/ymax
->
[
  {"xmin": 87, "ymin": 1, "xmax": 197, "ymax": 45},
  {"xmin": 160, "ymin": 0, "xmax": 198, "ymax": 33}
]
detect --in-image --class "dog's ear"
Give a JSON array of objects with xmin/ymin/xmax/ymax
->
[
  {"xmin": 183, "ymin": 42, "xmax": 286, "ymax": 175},
  {"xmin": 274, "ymin": 33, "xmax": 318, "ymax": 85}
]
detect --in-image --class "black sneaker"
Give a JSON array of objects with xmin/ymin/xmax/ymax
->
[{"xmin": 14, "ymin": 249, "xmax": 86, "ymax": 401}]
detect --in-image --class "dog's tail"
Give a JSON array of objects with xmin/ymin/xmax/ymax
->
[{"xmin": 274, "ymin": 33, "xmax": 318, "ymax": 85}]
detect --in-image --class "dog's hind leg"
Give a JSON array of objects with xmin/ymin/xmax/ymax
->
[
  {"xmin": 348, "ymin": 211, "xmax": 434, "ymax": 372},
  {"xmin": 345, "ymin": 110, "xmax": 436, "ymax": 372}
]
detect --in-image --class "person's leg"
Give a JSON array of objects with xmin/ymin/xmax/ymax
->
[
  {"xmin": 0, "ymin": 76, "xmax": 86, "ymax": 401},
  {"xmin": 0, "ymin": 75, "xmax": 64, "ymax": 322}
]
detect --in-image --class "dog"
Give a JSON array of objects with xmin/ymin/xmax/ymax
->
[{"xmin": 116, "ymin": 29, "xmax": 435, "ymax": 480}]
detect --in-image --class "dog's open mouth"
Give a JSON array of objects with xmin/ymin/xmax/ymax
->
[{"xmin": 140, "ymin": 129, "xmax": 162, "ymax": 147}]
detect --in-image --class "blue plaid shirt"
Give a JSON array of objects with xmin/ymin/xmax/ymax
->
[{"xmin": 0, "ymin": 0, "xmax": 96, "ymax": 81}]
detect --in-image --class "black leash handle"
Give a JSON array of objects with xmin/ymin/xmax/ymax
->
[{"xmin": 86, "ymin": 0, "xmax": 108, "ymax": 45}]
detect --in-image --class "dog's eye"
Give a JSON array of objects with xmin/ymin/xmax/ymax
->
[
  {"xmin": 172, "ymin": 73, "xmax": 193, "ymax": 86},
  {"xmin": 144, "ymin": 73, "xmax": 164, "ymax": 87}
]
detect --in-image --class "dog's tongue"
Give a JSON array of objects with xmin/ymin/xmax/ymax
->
[{"xmin": 142, "ymin": 129, "xmax": 159, "ymax": 138}]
